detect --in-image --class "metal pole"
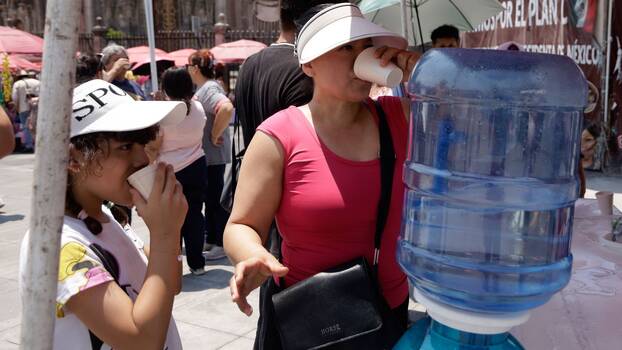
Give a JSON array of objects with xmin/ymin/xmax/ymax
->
[
  {"xmin": 604, "ymin": 0, "xmax": 614, "ymax": 128},
  {"xmin": 413, "ymin": 1, "xmax": 425, "ymax": 52},
  {"xmin": 400, "ymin": 0, "xmax": 409, "ymax": 42},
  {"xmin": 84, "ymin": 0, "xmax": 94, "ymax": 32},
  {"xmin": 143, "ymin": 0, "xmax": 159, "ymax": 94},
  {"xmin": 20, "ymin": 1, "xmax": 81, "ymax": 349}
]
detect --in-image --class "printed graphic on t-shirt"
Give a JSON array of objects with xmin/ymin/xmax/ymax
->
[{"xmin": 56, "ymin": 241, "xmax": 114, "ymax": 317}]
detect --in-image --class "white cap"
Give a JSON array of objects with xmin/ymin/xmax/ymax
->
[
  {"xmin": 296, "ymin": 3, "xmax": 408, "ymax": 64},
  {"xmin": 71, "ymin": 79, "xmax": 186, "ymax": 138}
]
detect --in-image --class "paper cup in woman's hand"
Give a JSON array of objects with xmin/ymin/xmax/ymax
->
[
  {"xmin": 354, "ymin": 47, "xmax": 403, "ymax": 88},
  {"xmin": 127, "ymin": 164, "xmax": 158, "ymax": 200}
]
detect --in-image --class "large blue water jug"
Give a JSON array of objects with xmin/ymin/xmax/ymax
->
[{"xmin": 399, "ymin": 49, "xmax": 587, "ymax": 314}]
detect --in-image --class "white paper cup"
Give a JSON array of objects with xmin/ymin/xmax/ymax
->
[
  {"xmin": 127, "ymin": 164, "xmax": 158, "ymax": 200},
  {"xmin": 595, "ymin": 191, "xmax": 614, "ymax": 216},
  {"xmin": 354, "ymin": 47, "xmax": 403, "ymax": 88}
]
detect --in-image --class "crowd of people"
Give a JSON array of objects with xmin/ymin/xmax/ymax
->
[{"xmin": 6, "ymin": 1, "xmax": 598, "ymax": 349}]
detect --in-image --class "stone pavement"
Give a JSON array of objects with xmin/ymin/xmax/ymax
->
[{"xmin": 1, "ymin": 153, "xmax": 621, "ymax": 349}]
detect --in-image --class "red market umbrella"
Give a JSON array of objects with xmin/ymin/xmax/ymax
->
[
  {"xmin": 131, "ymin": 59, "xmax": 175, "ymax": 76},
  {"xmin": 126, "ymin": 46, "xmax": 175, "ymax": 76},
  {"xmin": 210, "ymin": 39, "xmax": 267, "ymax": 64},
  {"xmin": 126, "ymin": 45, "xmax": 170, "ymax": 65},
  {"xmin": 0, "ymin": 26, "xmax": 44, "ymax": 54},
  {"xmin": 0, "ymin": 53, "xmax": 40, "ymax": 71},
  {"xmin": 169, "ymin": 48, "xmax": 196, "ymax": 67}
]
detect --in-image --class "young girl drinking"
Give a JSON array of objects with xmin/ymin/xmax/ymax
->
[{"xmin": 20, "ymin": 79, "xmax": 188, "ymax": 349}]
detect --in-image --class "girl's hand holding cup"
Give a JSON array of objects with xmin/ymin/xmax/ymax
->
[{"xmin": 129, "ymin": 162, "xmax": 188, "ymax": 247}]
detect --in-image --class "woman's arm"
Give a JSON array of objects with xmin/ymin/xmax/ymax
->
[
  {"xmin": 224, "ymin": 131, "xmax": 289, "ymax": 316},
  {"xmin": 0, "ymin": 108, "xmax": 14, "ymax": 158},
  {"xmin": 211, "ymin": 101, "xmax": 234, "ymax": 146}
]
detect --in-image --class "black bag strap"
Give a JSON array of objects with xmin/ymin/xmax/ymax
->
[
  {"xmin": 372, "ymin": 99, "xmax": 396, "ymax": 269},
  {"xmin": 229, "ymin": 113, "xmax": 246, "ymax": 204},
  {"xmin": 275, "ymin": 99, "xmax": 396, "ymax": 277}
]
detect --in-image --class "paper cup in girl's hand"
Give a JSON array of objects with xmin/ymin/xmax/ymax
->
[
  {"xmin": 127, "ymin": 163, "xmax": 158, "ymax": 200},
  {"xmin": 354, "ymin": 47, "xmax": 403, "ymax": 88}
]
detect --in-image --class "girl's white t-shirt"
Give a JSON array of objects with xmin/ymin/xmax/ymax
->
[
  {"xmin": 158, "ymin": 100, "xmax": 207, "ymax": 172},
  {"xmin": 19, "ymin": 207, "xmax": 182, "ymax": 350}
]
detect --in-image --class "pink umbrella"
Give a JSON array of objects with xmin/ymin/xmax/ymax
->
[
  {"xmin": 126, "ymin": 46, "xmax": 175, "ymax": 76},
  {"xmin": 169, "ymin": 48, "xmax": 197, "ymax": 67},
  {"xmin": 0, "ymin": 53, "xmax": 40, "ymax": 71},
  {"xmin": 0, "ymin": 26, "xmax": 44, "ymax": 54},
  {"xmin": 210, "ymin": 39, "xmax": 267, "ymax": 64},
  {"xmin": 126, "ymin": 45, "xmax": 171, "ymax": 65}
]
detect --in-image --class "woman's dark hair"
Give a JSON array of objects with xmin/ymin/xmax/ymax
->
[
  {"xmin": 280, "ymin": 0, "xmax": 329, "ymax": 33},
  {"xmin": 66, "ymin": 126, "xmax": 159, "ymax": 234},
  {"xmin": 294, "ymin": 3, "xmax": 336, "ymax": 32},
  {"xmin": 161, "ymin": 67, "xmax": 194, "ymax": 114},
  {"xmin": 76, "ymin": 53, "xmax": 102, "ymax": 84},
  {"xmin": 188, "ymin": 49, "xmax": 218, "ymax": 79}
]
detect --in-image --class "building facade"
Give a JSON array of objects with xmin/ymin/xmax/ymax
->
[{"xmin": 0, "ymin": 0, "xmax": 278, "ymax": 35}]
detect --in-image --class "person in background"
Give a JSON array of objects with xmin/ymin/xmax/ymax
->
[
  {"xmin": 101, "ymin": 44, "xmax": 147, "ymax": 100},
  {"xmin": 232, "ymin": 0, "xmax": 321, "ymax": 256},
  {"xmin": 431, "ymin": 24, "xmax": 460, "ymax": 48},
  {"xmin": 234, "ymin": 0, "xmax": 320, "ymax": 147},
  {"xmin": 76, "ymin": 53, "xmax": 103, "ymax": 84},
  {"xmin": 158, "ymin": 67, "xmax": 209, "ymax": 276},
  {"xmin": 11, "ymin": 69, "xmax": 39, "ymax": 152},
  {"xmin": 497, "ymin": 41, "xmax": 523, "ymax": 51},
  {"xmin": 187, "ymin": 49, "xmax": 234, "ymax": 260},
  {"xmin": 225, "ymin": 3, "xmax": 420, "ymax": 348}
]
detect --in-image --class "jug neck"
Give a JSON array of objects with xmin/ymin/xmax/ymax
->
[
  {"xmin": 430, "ymin": 320, "xmax": 510, "ymax": 346},
  {"xmin": 414, "ymin": 288, "xmax": 530, "ymax": 334}
]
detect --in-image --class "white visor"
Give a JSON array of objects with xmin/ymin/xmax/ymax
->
[{"xmin": 296, "ymin": 3, "xmax": 408, "ymax": 64}]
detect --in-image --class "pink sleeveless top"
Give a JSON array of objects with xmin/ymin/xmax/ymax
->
[{"xmin": 257, "ymin": 96, "xmax": 408, "ymax": 308}]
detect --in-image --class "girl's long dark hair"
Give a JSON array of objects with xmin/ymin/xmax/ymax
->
[{"xmin": 161, "ymin": 67, "xmax": 194, "ymax": 115}]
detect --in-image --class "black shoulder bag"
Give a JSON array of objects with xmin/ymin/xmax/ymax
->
[{"xmin": 262, "ymin": 100, "xmax": 398, "ymax": 350}]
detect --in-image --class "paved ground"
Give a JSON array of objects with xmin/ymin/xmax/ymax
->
[{"xmin": 1, "ymin": 153, "xmax": 621, "ymax": 349}]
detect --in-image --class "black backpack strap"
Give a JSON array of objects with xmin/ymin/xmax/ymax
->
[{"xmin": 372, "ymin": 99, "xmax": 396, "ymax": 271}]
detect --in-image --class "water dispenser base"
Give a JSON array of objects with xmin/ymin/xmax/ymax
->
[
  {"xmin": 393, "ymin": 316, "xmax": 525, "ymax": 350},
  {"xmin": 414, "ymin": 288, "xmax": 530, "ymax": 335}
]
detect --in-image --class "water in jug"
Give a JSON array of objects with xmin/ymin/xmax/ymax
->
[{"xmin": 395, "ymin": 48, "xmax": 587, "ymax": 349}]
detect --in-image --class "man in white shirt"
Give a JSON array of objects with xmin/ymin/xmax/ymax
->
[{"xmin": 11, "ymin": 70, "xmax": 39, "ymax": 152}]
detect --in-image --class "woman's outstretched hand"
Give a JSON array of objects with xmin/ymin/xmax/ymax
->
[
  {"xmin": 374, "ymin": 46, "xmax": 421, "ymax": 82},
  {"xmin": 229, "ymin": 255, "xmax": 288, "ymax": 316}
]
